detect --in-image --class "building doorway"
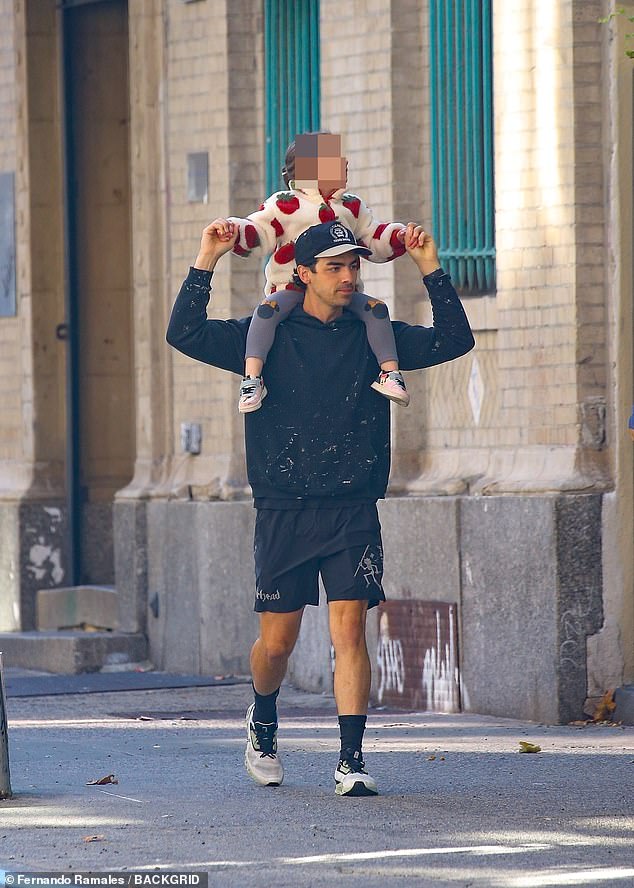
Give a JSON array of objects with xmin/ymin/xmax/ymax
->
[{"xmin": 62, "ymin": 0, "xmax": 134, "ymax": 584}]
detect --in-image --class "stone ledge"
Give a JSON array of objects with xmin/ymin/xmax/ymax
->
[
  {"xmin": 36, "ymin": 586, "xmax": 119, "ymax": 631},
  {"xmin": 0, "ymin": 631, "xmax": 147, "ymax": 674}
]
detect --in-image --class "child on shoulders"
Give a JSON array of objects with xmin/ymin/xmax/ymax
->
[{"xmin": 226, "ymin": 132, "xmax": 410, "ymax": 413}]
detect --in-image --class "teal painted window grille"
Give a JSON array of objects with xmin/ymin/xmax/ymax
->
[
  {"xmin": 264, "ymin": 0, "xmax": 320, "ymax": 195},
  {"xmin": 429, "ymin": 0, "xmax": 495, "ymax": 292}
]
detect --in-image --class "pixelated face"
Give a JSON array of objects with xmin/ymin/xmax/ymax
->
[{"xmin": 294, "ymin": 133, "xmax": 347, "ymax": 195}]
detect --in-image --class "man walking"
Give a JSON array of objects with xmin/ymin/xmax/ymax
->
[{"xmin": 167, "ymin": 219, "xmax": 474, "ymax": 796}]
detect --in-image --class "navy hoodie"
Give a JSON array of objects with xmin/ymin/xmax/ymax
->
[{"xmin": 166, "ymin": 267, "xmax": 475, "ymax": 508}]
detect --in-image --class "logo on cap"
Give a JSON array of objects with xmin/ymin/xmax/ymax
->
[{"xmin": 330, "ymin": 224, "xmax": 350, "ymax": 242}]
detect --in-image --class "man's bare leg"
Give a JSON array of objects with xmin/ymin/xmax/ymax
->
[
  {"xmin": 329, "ymin": 599, "xmax": 371, "ymax": 713},
  {"xmin": 250, "ymin": 608, "xmax": 304, "ymax": 694},
  {"xmin": 328, "ymin": 599, "xmax": 377, "ymax": 796}
]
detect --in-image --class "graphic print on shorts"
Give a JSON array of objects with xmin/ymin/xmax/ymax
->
[
  {"xmin": 256, "ymin": 586, "xmax": 281, "ymax": 602},
  {"xmin": 353, "ymin": 544, "xmax": 384, "ymax": 590}
]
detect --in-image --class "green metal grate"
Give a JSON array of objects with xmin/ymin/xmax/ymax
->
[
  {"xmin": 429, "ymin": 0, "xmax": 495, "ymax": 292},
  {"xmin": 264, "ymin": 0, "xmax": 321, "ymax": 195}
]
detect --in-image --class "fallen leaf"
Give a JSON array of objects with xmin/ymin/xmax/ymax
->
[
  {"xmin": 427, "ymin": 755, "xmax": 436, "ymax": 761},
  {"xmin": 519, "ymin": 741, "xmax": 542, "ymax": 754},
  {"xmin": 86, "ymin": 774, "xmax": 118, "ymax": 786},
  {"xmin": 83, "ymin": 835, "xmax": 105, "ymax": 843},
  {"xmin": 592, "ymin": 689, "xmax": 616, "ymax": 723}
]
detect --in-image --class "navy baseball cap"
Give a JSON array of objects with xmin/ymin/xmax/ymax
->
[{"xmin": 294, "ymin": 221, "xmax": 372, "ymax": 267}]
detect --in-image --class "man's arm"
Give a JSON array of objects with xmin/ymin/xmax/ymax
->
[
  {"xmin": 392, "ymin": 224, "xmax": 475, "ymax": 370},
  {"xmin": 166, "ymin": 220, "xmax": 248, "ymax": 374}
]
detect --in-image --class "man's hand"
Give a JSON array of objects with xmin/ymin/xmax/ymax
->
[
  {"xmin": 402, "ymin": 223, "xmax": 441, "ymax": 277},
  {"xmin": 194, "ymin": 219, "xmax": 239, "ymax": 272}
]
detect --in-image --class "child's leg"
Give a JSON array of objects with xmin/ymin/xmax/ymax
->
[
  {"xmin": 239, "ymin": 289, "xmax": 304, "ymax": 413},
  {"xmin": 348, "ymin": 293, "xmax": 410, "ymax": 406},
  {"xmin": 245, "ymin": 290, "xmax": 304, "ymax": 367},
  {"xmin": 245, "ymin": 356, "xmax": 265, "ymax": 378},
  {"xmin": 347, "ymin": 293, "xmax": 399, "ymax": 369}
]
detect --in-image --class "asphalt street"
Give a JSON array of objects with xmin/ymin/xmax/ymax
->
[{"xmin": 1, "ymin": 676, "xmax": 633, "ymax": 887}]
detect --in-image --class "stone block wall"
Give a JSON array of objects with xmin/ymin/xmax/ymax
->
[
  {"xmin": 145, "ymin": 500, "xmax": 258, "ymax": 676},
  {"xmin": 143, "ymin": 494, "xmax": 604, "ymax": 723}
]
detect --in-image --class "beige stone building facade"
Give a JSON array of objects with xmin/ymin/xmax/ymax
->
[{"xmin": 0, "ymin": 0, "xmax": 632, "ymax": 722}]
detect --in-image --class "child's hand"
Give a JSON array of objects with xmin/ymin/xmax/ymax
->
[
  {"xmin": 403, "ymin": 223, "xmax": 441, "ymax": 277},
  {"xmin": 194, "ymin": 219, "xmax": 239, "ymax": 271},
  {"xmin": 209, "ymin": 219, "xmax": 236, "ymax": 242},
  {"xmin": 395, "ymin": 227, "xmax": 407, "ymax": 244}
]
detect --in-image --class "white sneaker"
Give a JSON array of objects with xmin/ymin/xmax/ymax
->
[
  {"xmin": 334, "ymin": 750, "xmax": 378, "ymax": 797},
  {"xmin": 238, "ymin": 376, "xmax": 267, "ymax": 413},
  {"xmin": 244, "ymin": 703, "xmax": 284, "ymax": 787}
]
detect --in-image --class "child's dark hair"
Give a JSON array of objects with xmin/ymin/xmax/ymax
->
[{"xmin": 281, "ymin": 131, "xmax": 333, "ymax": 188}]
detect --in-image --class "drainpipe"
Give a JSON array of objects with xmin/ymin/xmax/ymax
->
[{"xmin": 57, "ymin": 4, "xmax": 81, "ymax": 587}]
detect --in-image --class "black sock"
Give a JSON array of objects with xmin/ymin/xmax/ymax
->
[
  {"xmin": 338, "ymin": 714, "xmax": 367, "ymax": 759},
  {"xmin": 252, "ymin": 683, "xmax": 280, "ymax": 724}
]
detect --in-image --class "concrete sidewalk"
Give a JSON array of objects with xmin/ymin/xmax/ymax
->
[{"xmin": 1, "ymin": 675, "xmax": 633, "ymax": 887}]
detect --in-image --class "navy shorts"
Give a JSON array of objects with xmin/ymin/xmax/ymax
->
[{"xmin": 253, "ymin": 504, "xmax": 386, "ymax": 613}]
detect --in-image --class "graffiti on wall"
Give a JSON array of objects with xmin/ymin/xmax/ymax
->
[
  {"xmin": 25, "ymin": 508, "xmax": 65, "ymax": 586},
  {"xmin": 375, "ymin": 600, "xmax": 460, "ymax": 712},
  {"xmin": 376, "ymin": 612, "xmax": 405, "ymax": 700}
]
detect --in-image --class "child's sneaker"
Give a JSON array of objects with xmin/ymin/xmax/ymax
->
[
  {"xmin": 370, "ymin": 370, "xmax": 410, "ymax": 407},
  {"xmin": 238, "ymin": 376, "xmax": 267, "ymax": 413}
]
